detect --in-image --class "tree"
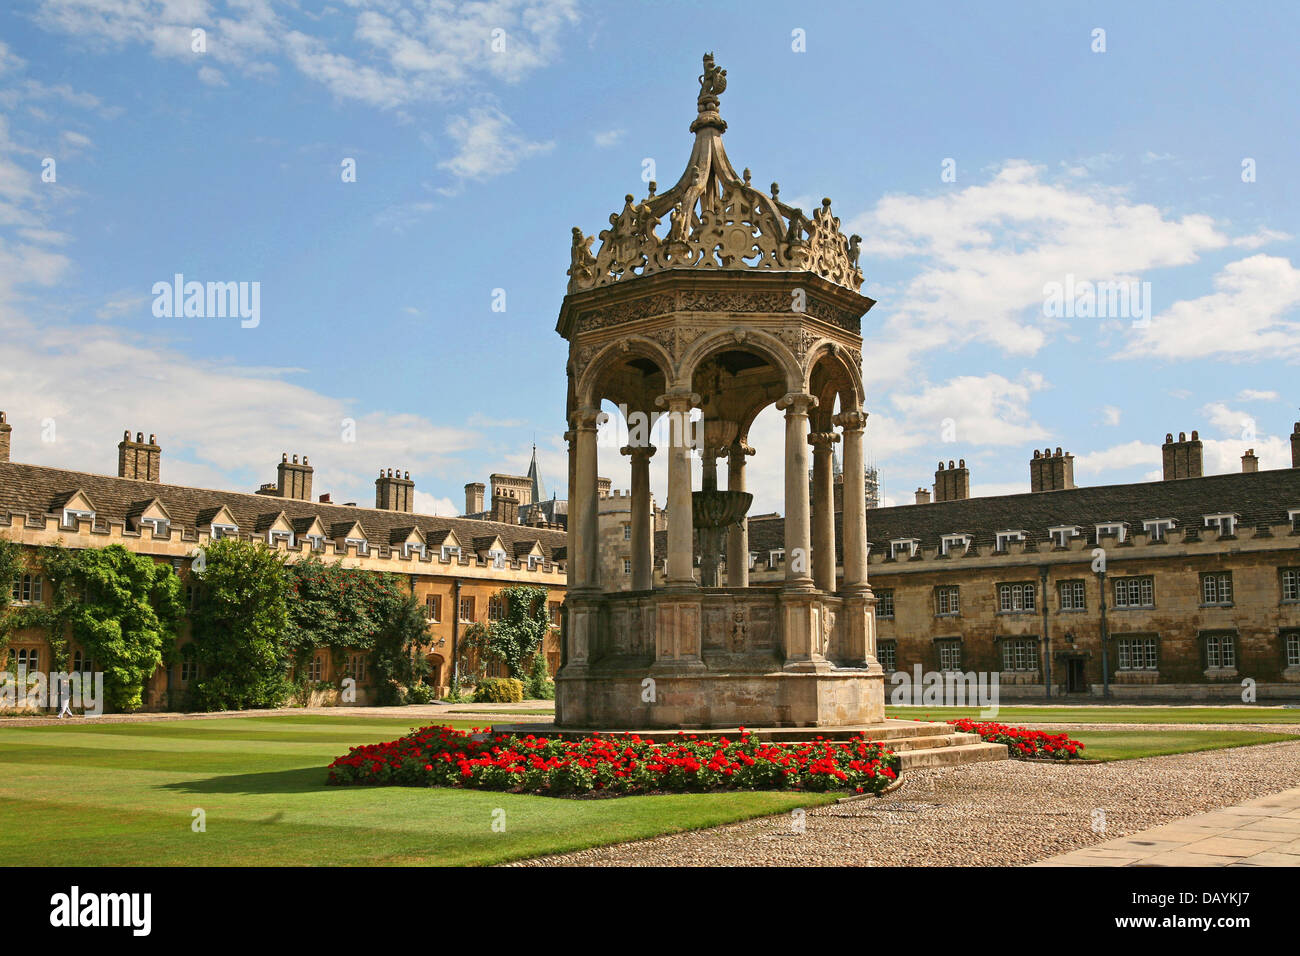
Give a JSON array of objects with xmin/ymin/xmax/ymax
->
[
  {"xmin": 461, "ymin": 585, "xmax": 550, "ymax": 680},
  {"xmin": 189, "ymin": 538, "xmax": 289, "ymax": 711},
  {"xmin": 39, "ymin": 544, "xmax": 184, "ymax": 712},
  {"xmin": 283, "ymin": 557, "xmax": 429, "ymax": 704}
]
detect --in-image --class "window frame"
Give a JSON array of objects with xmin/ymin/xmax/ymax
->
[
  {"xmin": 1112, "ymin": 575, "xmax": 1155, "ymax": 609},
  {"xmin": 1058, "ymin": 578, "xmax": 1087, "ymax": 611},
  {"xmin": 934, "ymin": 585, "xmax": 961, "ymax": 617}
]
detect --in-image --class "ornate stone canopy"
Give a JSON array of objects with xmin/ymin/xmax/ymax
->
[{"xmin": 566, "ymin": 52, "xmax": 864, "ymax": 295}]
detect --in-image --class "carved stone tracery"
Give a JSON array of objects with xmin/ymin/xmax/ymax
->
[{"xmin": 566, "ymin": 55, "xmax": 864, "ymax": 295}]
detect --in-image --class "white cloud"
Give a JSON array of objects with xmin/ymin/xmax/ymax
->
[
  {"xmin": 1236, "ymin": 389, "xmax": 1279, "ymax": 402},
  {"xmin": 593, "ymin": 129, "xmax": 624, "ymax": 148},
  {"xmin": 1122, "ymin": 255, "xmax": 1300, "ymax": 361},
  {"xmin": 847, "ymin": 160, "xmax": 1267, "ymax": 384},
  {"xmin": 35, "ymin": 0, "xmax": 581, "ymax": 108},
  {"xmin": 1100, "ymin": 405, "xmax": 1121, "ymax": 426},
  {"xmin": 437, "ymin": 106, "xmax": 552, "ymax": 185},
  {"xmin": 888, "ymin": 372, "xmax": 1048, "ymax": 446},
  {"xmin": 1073, "ymin": 440, "xmax": 1161, "ymax": 477}
]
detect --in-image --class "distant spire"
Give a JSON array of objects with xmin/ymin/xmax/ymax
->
[{"xmin": 527, "ymin": 442, "xmax": 546, "ymax": 503}]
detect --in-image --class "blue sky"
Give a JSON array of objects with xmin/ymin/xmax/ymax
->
[{"xmin": 1, "ymin": 0, "xmax": 1297, "ymax": 515}]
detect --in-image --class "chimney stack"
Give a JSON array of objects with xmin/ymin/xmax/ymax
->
[
  {"xmin": 1030, "ymin": 447, "xmax": 1076, "ymax": 492},
  {"xmin": 118, "ymin": 430, "xmax": 161, "ymax": 481},
  {"xmin": 0, "ymin": 411, "xmax": 10, "ymax": 463},
  {"xmin": 1241, "ymin": 448, "xmax": 1259, "ymax": 473},
  {"xmin": 1162, "ymin": 430, "xmax": 1203, "ymax": 480},
  {"xmin": 914, "ymin": 487, "xmax": 931, "ymax": 505},
  {"xmin": 933, "ymin": 459, "xmax": 970, "ymax": 502},
  {"xmin": 276, "ymin": 453, "xmax": 314, "ymax": 501},
  {"xmin": 375, "ymin": 468, "xmax": 415, "ymax": 512},
  {"xmin": 491, "ymin": 486, "xmax": 520, "ymax": 524},
  {"xmin": 465, "ymin": 481, "xmax": 485, "ymax": 515},
  {"xmin": 1292, "ymin": 422, "xmax": 1300, "ymax": 468}
]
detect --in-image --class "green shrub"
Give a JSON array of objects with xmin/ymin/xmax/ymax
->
[
  {"xmin": 405, "ymin": 683, "xmax": 434, "ymax": 705},
  {"xmin": 473, "ymin": 677, "xmax": 524, "ymax": 703},
  {"xmin": 523, "ymin": 654, "xmax": 555, "ymax": 700}
]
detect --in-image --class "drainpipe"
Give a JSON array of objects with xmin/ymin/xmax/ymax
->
[
  {"xmin": 452, "ymin": 579, "xmax": 462, "ymax": 692},
  {"xmin": 1097, "ymin": 569, "xmax": 1111, "ymax": 700},
  {"xmin": 1039, "ymin": 564, "xmax": 1051, "ymax": 700}
]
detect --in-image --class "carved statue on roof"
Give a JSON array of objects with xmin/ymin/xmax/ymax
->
[{"xmin": 698, "ymin": 52, "xmax": 727, "ymax": 111}]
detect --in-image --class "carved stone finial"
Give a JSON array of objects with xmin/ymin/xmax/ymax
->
[
  {"xmin": 771, "ymin": 182, "xmax": 780, "ymax": 199},
  {"xmin": 742, "ymin": 167, "xmax": 751, "ymax": 186},
  {"xmin": 698, "ymin": 51, "xmax": 727, "ymax": 112}
]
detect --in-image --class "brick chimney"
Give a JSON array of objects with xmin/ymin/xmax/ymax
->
[
  {"xmin": 933, "ymin": 459, "xmax": 970, "ymax": 502},
  {"xmin": 914, "ymin": 487, "xmax": 931, "ymax": 504},
  {"xmin": 1292, "ymin": 422, "xmax": 1300, "ymax": 468},
  {"xmin": 0, "ymin": 411, "xmax": 10, "ymax": 463},
  {"xmin": 1162, "ymin": 431, "xmax": 1203, "ymax": 480},
  {"xmin": 1241, "ymin": 448, "xmax": 1259, "ymax": 473},
  {"xmin": 491, "ymin": 486, "xmax": 520, "ymax": 524},
  {"xmin": 276, "ymin": 453, "xmax": 314, "ymax": 501},
  {"xmin": 1030, "ymin": 447, "xmax": 1076, "ymax": 492},
  {"xmin": 118, "ymin": 430, "xmax": 161, "ymax": 481},
  {"xmin": 465, "ymin": 482, "xmax": 485, "ymax": 514},
  {"xmin": 375, "ymin": 468, "xmax": 415, "ymax": 512}
]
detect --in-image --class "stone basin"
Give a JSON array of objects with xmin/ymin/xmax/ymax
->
[{"xmin": 692, "ymin": 489, "xmax": 752, "ymax": 529}]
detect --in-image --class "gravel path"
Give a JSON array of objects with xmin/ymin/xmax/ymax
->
[{"xmin": 512, "ymin": 738, "xmax": 1300, "ymax": 867}]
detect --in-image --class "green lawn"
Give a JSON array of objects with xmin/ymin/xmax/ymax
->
[
  {"xmin": 0, "ymin": 715, "xmax": 835, "ymax": 867},
  {"xmin": 1066, "ymin": 729, "xmax": 1298, "ymax": 761},
  {"xmin": 886, "ymin": 705, "xmax": 1300, "ymax": 725}
]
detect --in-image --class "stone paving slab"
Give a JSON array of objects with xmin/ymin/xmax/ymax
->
[{"xmin": 1033, "ymin": 785, "xmax": 1300, "ymax": 867}]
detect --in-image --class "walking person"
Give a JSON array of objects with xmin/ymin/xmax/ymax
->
[{"xmin": 56, "ymin": 673, "xmax": 73, "ymax": 719}]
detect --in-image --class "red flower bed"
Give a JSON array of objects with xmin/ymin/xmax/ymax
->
[
  {"xmin": 327, "ymin": 725, "xmax": 901, "ymax": 796},
  {"xmin": 947, "ymin": 718, "xmax": 1084, "ymax": 761}
]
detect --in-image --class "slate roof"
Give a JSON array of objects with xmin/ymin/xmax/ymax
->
[
  {"xmin": 654, "ymin": 468, "xmax": 1300, "ymax": 562},
  {"xmin": 0, "ymin": 461, "xmax": 566, "ymax": 565}
]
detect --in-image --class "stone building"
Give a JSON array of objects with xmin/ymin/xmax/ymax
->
[
  {"xmin": 679, "ymin": 426, "xmax": 1300, "ymax": 700},
  {"xmin": 461, "ymin": 444, "xmax": 569, "ymax": 529},
  {"xmin": 0, "ymin": 419, "xmax": 566, "ymax": 710}
]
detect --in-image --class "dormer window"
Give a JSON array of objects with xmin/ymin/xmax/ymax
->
[
  {"xmin": 995, "ymin": 530, "xmax": 1026, "ymax": 552},
  {"xmin": 63, "ymin": 508, "xmax": 95, "ymax": 528},
  {"xmin": 891, "ymin": 538, "xmax": 919, "ymax": 559},
  {"xmin": 210, "ymin": 523, "xmax": 238, "ymax": 541},
  {"xmin": 441, "ymin": 545, "xmax": 461, "ymax": 561},
  {"xmin": 305, "ymin": 534, "xmax": 326, "ymax": 552},
  {"xmin": 1289, "ymin": 508, "xmax": 1300, "ymax": 532},
  {"xmin": 345, "ymin": 536, "xmax": 368, "ymax": 555},
  {"xmin": 768, "ymin": 549, "xmax": 784, "ymax": 569},
  {"xmin": 748, "ymin": 551, "xmax": 758, "ymax": 570},
  {"xmin": 489, "ymin": 549, "xmax": 507, "ymax": 569},
  {"xmin": 1142, "ymin": 518, "xmax": 1177, "ymax": 542},
  {"xmin": 1095, "ymin": 522, "xmax": 1128, "ymax": 543},
  {"xmin": 1204, "ymin": 513, "xmax": 1238, "ymax": 537},
  {"xmin": 403, "ymin": 542, "xmax": 426, "ymax": 558},
  {"xmin": 141, "ymin": 517, "xmax": 170, "ymax": 536},
  {"xmin": 940, "ymin": 534, "xmax": 971, "ymax": 557},
  {"xmin": 527, "ymin": 554, "xmax": 543, "ymax": 570},
  {"xmin": 268, "ymin": 530, "xmax": 294, "ymax": 548},
  {"xmin": 1047, "ymin": 526, "xmax": 1080, "ymax": 548}
]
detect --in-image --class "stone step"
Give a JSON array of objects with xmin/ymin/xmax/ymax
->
[
  {"xmin": 896, "ymin": 741, "xmax": 1009, "ymax": 770},
  {"xmin": 489, "ymin": 719, "xmax": 962, "ymax": 744}
]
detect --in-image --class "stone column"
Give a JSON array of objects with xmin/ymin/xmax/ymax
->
[
  {"xmin": 778, "ymin": 392, "xmax": 816, "ymax": 590},
  {"xmin": 836, "ymin": 410, "xmax": 869, "ymax": 591},
  {"xmin": 836, "ymin": 408, "xmax": 875, "ymax": 669},
  {"xmin": 808, "ymin": 431, "xmax": 839, "ymax": 592},
  {"xmin": 657, "ymin": 388, "xmax": 699, "ymax": 587},
  {"xmin": 726, "ymin": 441, "xmax": 754, "ymax": 587},
  {"xmin": 570, "ymin": 406, "xmax": 602, "ymax": 592},
  {"xmin": 621, "ymin": 443, "xmax": 656, "ymax": 591}
]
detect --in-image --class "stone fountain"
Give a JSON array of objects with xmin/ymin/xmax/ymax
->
[{"xmin": 693, "ymin": 420, "xmax": 753, "ymax": 588}]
